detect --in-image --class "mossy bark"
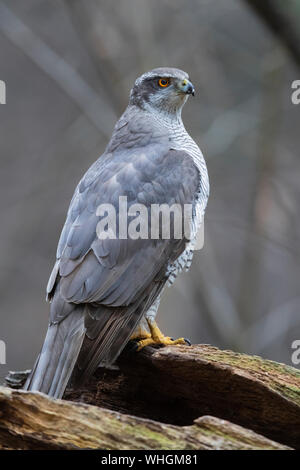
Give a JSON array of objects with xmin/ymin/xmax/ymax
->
[
  {"xmin": 2, "ymin": 344, "xmax": 300, "ymax": 450},
  {"xmin": 0, "ymin": 386, "xmax": 290, "ymax": 450}
]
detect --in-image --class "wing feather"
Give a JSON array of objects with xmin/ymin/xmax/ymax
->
[
  {"xmin": 49, "ymin": 146, "xmax": 200, "ymax": 319},
  {"xmin": 46, "ymin": 141, "xmax": 200, "ymax": 387}
]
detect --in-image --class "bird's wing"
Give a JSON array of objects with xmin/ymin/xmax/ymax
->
[
  {"xmin": 48, "ymin": 144, "xmax": 200, "ymax": 316},
  {"xmin": 45, "ymin": 144, "xmax": 200, "ymax": 385}
]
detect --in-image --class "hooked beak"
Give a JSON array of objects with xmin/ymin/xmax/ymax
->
[{"xmin": 180, "ymin": 78, "xmax": 195, "ymax": 96}]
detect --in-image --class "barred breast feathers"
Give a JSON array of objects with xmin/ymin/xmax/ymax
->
[{"xmin": 149, "ymin": 108, "xmax": 210, "ymax": 283}]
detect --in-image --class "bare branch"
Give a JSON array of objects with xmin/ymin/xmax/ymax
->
[
  {"xmin": 0, "ymin": 3, "xmax": 117, "ymax": 138},
  {"xmin": 244, "ymin": 0, "xmax": 300, "ymax": 67}
]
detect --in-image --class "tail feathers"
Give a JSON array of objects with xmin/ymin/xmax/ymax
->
[
  {"xmin": 24, "ymin": 307, "xmax": 86, "ymax": 399},
  {"xmin": 71, "ymin": 305, "xmax": 141, "ymax": 387},
  {"xmin": 71, "ymin": 282, "xmax": 164, "ymax": 388}
]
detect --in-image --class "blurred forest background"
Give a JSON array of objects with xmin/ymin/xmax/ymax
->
[{"xmin": 0, "ymin": 0, "xmax": 299, "ymax": 382}]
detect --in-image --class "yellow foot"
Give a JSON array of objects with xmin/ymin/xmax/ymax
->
[
  {"xmin": 135, "ymin": 319, "xmax": 189, "ymax": 351},
  {"xmin": 130, "ymin": 328, "xmax": 151, "ymax": 341}
]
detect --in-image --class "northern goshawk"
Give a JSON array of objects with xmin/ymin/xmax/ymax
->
[{"xmin": 24, "ymin": 67, "xmax": 209, "ymax": 398}]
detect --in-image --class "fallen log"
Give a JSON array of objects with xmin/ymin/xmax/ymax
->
[
  {"xmin": 0, "ymin": 386, "xmax": 290, "ymax": 450},
  {"xmin": 2, "ymin": 344, "xmax": 300, "ymax": 450}
]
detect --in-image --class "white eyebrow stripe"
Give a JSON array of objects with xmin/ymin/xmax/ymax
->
[{"xmin": 135, "ymin": 69, "xmax": 189, "ymax": 86}]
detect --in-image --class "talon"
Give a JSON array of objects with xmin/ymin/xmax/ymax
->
[
  {"xmin": 130, "ymin": 320, "xmax": 188, "ymax": 352},
  {"xmin": 184, "ymin": 338, "xmax": 192, "ymax": 346},
  {"xmin": 127, "ymin": 340, "xmax": 139, "ymax": 352},
  {"xmin": 136, "ymin": 337, "xmax": 157, "ymax": 351},
  {"xmin": 136, "ymin": 319, "xmax": 188, "ymax": 349}
]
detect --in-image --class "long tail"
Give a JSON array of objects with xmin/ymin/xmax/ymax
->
[
  {"xmin": 24, "ymin": 279, "xmax": 164, "ymax": 398},
  {"xmin": 24, "ymin": 307, "xmax": 86, "ymax": 399}
]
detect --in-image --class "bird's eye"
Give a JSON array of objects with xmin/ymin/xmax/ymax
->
[{"xmin": 158, "ymin": 78, "xmax": 170, "ymax": 88}]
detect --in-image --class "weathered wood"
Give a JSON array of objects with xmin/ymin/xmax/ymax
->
[
  {"xmin": 65, "ymin": 344, "xmax": 300, "ymax": 449},
  {"xmin": 0, "ymin": 386, "xmax": 290, "ymax": 450},
  {"xmin": 2, "ymin": 344, "xmax": 300, "ymax": 449}
]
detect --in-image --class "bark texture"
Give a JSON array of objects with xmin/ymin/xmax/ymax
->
[{"xmin": 2, "ymin": 344, "xmax": 300, "ymax": 450}]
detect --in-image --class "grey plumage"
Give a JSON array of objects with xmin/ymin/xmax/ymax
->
[
  {"xmin": 25, "ymin": 302, "xmax": 85, "ymax": 398},
  {"xmin": 24, "ymin": 67, "xmax": 209, "ymax": 398}
]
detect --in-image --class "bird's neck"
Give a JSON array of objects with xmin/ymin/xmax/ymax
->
[{"xmin": 143, "ymin": 102, "xmax": 184, "ymax": 129}]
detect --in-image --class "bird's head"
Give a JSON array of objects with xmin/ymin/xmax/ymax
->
[{"xmin": 129, "ymin": 67, "xmax": 195, "ymax": 116}]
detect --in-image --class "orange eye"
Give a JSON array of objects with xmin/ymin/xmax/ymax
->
[{"xmin": 158, "ymin": 78, "xmax": 170, "ymax": 88}]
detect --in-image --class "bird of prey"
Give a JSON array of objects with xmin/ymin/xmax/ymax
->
[{"xmin": 24, "ymin": 67, "xmax": 209, "ymax": 398}]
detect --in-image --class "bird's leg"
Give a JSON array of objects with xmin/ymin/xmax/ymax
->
[
  {"xmin": 130, "ymin": 297, "xmax": 160, "ymax": 348},
  {"xmin": 135, "ymin": 318, "xmax": 187, "ymax": 351},
  {"xmin": 129, "ymin": 325, "xmax": 154, "ymax": 350},
  {"xmin": 130, "ymin": 295, "xmax": 190, "ymax": 351},
  {"xmin": 130, "ymin": 325, "xmax": 151, "ymax": 341}
]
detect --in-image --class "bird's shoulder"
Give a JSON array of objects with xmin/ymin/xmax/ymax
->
[{"xmin": 69, "ymin": 104, "xmax": 201, "ymax": 215}]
